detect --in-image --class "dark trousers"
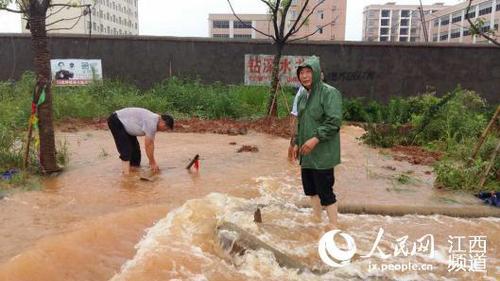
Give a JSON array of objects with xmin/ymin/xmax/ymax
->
[
  {"xmin": 107, "ymin": 113, "xmax": 141, "ymax": 166},
  {"xmin": 301, "ymin": 168, "xmax": 336, "ymax": 206}
]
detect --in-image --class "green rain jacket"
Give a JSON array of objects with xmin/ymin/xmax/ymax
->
[{"xmin": 294, "ymin": 56, "xmax": 342, "ymax": 169}]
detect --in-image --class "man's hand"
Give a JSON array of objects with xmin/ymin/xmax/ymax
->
[
  {"xmin": 150, "ymin": 161, "xmax": 160, "ymax": 173},
  {"xmin": 145, "ymin": 137, "xmax": 159, "ymax": 173},
  {"xmin": 300, "ymin": 137, "xmax": 319, "ymax": 155},
  {"xmin": 288, "ymin": 145, "xmax": 299, "ymax": 161}
]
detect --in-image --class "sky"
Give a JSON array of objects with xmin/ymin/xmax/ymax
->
[{"xmin": 0, "ymin": 0, "xmax": 463, "ymax": 41}]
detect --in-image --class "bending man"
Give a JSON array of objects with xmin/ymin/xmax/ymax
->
[{"xmin": 107, "ymin": 107, "xmax": 174, "ymax": 175}]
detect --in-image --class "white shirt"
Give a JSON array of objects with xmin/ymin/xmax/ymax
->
[
  {"xmin": 291, "ymin": 86, "xmax": 306, "ymax": 117},
  {"xmin": 116, "ymin": 107, "xmax": 159, "ymax": 139}
]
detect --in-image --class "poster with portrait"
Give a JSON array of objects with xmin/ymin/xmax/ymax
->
[{"xmin": 50, "ymin": 59, "xmax": 103, "ymax": 86}]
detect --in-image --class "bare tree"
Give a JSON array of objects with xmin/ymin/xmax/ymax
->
[
  {"xmin": 0, "ymin": 0, "xmax": 92, "ymax": 173},
  {"xmin": 465, "ymin": 0, "xmax": 499, "ymax": 47},
  {"xmin": 227, "ymin": 0, "xmax": 337, "ymax": 117}
]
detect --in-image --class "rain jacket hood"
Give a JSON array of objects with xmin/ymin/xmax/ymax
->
[{"xmin": 297, "ymin": 56, "xmax": 322, "ymax": 92}]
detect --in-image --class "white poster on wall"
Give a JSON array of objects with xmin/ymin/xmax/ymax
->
[
  {"xmin": 244, "ymin": 54, "xmax": 313, "ymax": 86},
  {"xmin": 50, "ymin": 59, "xmax": 103, "ymax": 86}
]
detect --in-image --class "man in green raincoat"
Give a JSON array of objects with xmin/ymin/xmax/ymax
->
[{"xmin": 290, "ymin": 56, "xmax": 342, "ymax": 229}]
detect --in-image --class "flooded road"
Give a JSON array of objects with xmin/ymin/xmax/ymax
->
[{"xmin": 0, "ymin": 126, "xmax": 497, "ymax": 280}]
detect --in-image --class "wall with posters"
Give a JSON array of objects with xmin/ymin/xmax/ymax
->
[{"xmin": 0, "ymin": 34, "xmax": 499, "ymax": 103}]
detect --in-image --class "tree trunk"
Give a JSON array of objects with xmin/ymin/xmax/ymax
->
[
  {"xmin": 29, "ymin": 15, "xmax": 60, "ymax": 173},
  {"xmin": 267, "ymin": 44, "xmax": 283, "ymax": 117}
]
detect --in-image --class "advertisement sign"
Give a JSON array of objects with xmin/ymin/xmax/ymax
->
[
  {"xmin": 244, "ymin": 54, "xmax": 313, "ymax": 86},
  {"xmin": 50, "ymin": 59, "xmax": 103, "ymax": 86}
]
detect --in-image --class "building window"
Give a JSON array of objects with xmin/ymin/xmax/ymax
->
[
  {"xmin": 213, "ymin": 20, "xmax": 230, "ymax": 29},
  {"xmin": 399, "ymin": 36, "xmax": 408, "ymax": 42},
  {"xmin": 400, "ymin": 28, "xmax": 408, "ymax": 35},
  {"xmin": 380, "ymin": 36, "xmax": 389, "ymax": 42},
  {"xmin": 497, "ymin": 3, "xmax": 500, "ymax": 11},
  {"xmin": 381, "ymin": 10, "xmax": 390, "ymax": 17},
  {"xmin": 452, "ymin": 15, "xmax": 461, "ymax": 23},
  {"xmin": 479, "ymin": 7, "xmax": 492, "ymax": 16},
  {"xmin": 432, "ymin": 34, "xmax": 438, "ymax": 42},
  {"xmin": 440, "ymin": 34, "xmax": 448, "ymax": 41},
  {"xmin": 213, "ymin": 34, "xmax": 229, "ymax": 38},
  {"xmin": 481, "ymin": 24, "xmax": 491, "ymax": 33},
  {"xmin": 441, "ymin": 17, "xmax": 449, "ymax": 26},
  {"xmin": 318, "ymin": 10, "xmax": 324, "ymax": 20},
  {"xmin": 463, "ymin": 29, "xmax": 470, "ymax": 36},
  {"xmin": 451, "ymin": 30, "xmax": 461, "ymax": 38},
  {"xmin": 466, "ymin": 8, "xmax": 476, "ymax": 19},
  {"xmin": 401, "ymin": 10, "xmax": 410, "ymax": 17},
  {"xmin": 479, "ymin": 2, "xmax": 493, "ymax": 16},
  {"xmin": 433, "ymin": 19, "xmax": 439, "ymax": 27},
  {"xmin": 400, "ymin": 19, "xmax": 409, "ymax": 26},
  {"xmin": 233, "ymin": 21, "xmax": 252, "ymax": 29},
  {"xmin": 381, "ymin": 19, "xmax": 389, "ymax": 26},
  {"xmin": 380, "ymin": 27, "xmax": 389, "ymax": 35},
  {"xmin": 233, "ymin": 34, "xmax": 252, "ymax": 39}
]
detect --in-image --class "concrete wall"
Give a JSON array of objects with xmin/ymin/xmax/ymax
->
[{"xmin": 0, "ymin": 33, "xmax": 499, "ymax": 103}]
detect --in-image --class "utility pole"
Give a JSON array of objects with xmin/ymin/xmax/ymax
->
[{"xmin": 418, "ymin": 0, "xmax": 429, "ymax": 42}]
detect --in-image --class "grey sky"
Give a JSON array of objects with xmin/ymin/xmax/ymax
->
[{"xmin": 0, "ymin": 0, "xmax": 462, "ymax": 40}]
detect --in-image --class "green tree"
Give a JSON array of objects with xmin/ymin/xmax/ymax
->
[
  {"xmin": 0, "ymin": 0, "xmax": 92, "ymax": 173},
  {"xmin": 227, "ymin": 0, "xmax": 337, "ymax": 116}
]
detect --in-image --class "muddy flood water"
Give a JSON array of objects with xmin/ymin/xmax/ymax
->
[{"xmin": 0, "ymin": 126, "xmax": 498, "ymax": 281}]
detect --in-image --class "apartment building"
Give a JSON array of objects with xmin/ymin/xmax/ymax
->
[
  {"xmin": 208, "ymin": 0, "xmax": 346, "ymax": 41},
  {"xmin": 208, "ymin": 14, "xmax": 272, "ymax": 39},
  {"xmin": 362, "ymin": 2, "xmax": 449, "ymax": 42},
  {"xmin": 22, "ymin": 0, "xmax": 139, "ymax": 35},
  {"xmin": 428, "ymin": 0, "xmax": 500, "ymax": 44}
]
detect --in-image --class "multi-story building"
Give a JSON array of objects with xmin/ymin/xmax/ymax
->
[
  {"xmin": 208, "ymin": 14, "xmax": 273, "ymax": 39},
  {"xmin": 22, "ymin": 0, "xmax": 139, "ymax": 35},
  {"xmin": 362, "ymin": 2, "xmax": 449, "ymax": 42},
  {"xmin": 208, "ymin": 0, "xmax": 346, "ymax": 41},
  {"xmin": 428, "ymin": 0, "xmax": 500, "ymax": 44}
]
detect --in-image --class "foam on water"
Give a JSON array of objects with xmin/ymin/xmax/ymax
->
[{"xmin": 111, "ymin": 174, "xmax": 500, "ymax": 281}]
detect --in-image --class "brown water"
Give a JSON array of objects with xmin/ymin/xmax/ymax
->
[{"xmin": 0, "ymin": 127, "xmax": 497, "ymax": 281}]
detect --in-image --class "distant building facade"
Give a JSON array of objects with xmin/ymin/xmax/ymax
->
[
  {"xmin": 362, "ymin": 2, "xmax": 449, "ymax": 42},
  {"xmin": 22, "ymin": 0, "xmax": 139, "ymax": 35},
  {"xmin": 428, "ymin": 0, "xmax": 500, "ymax": 44},
  {"xmin": 208, "ymin": 0, "xmax": 346, "ymax": 41}
]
